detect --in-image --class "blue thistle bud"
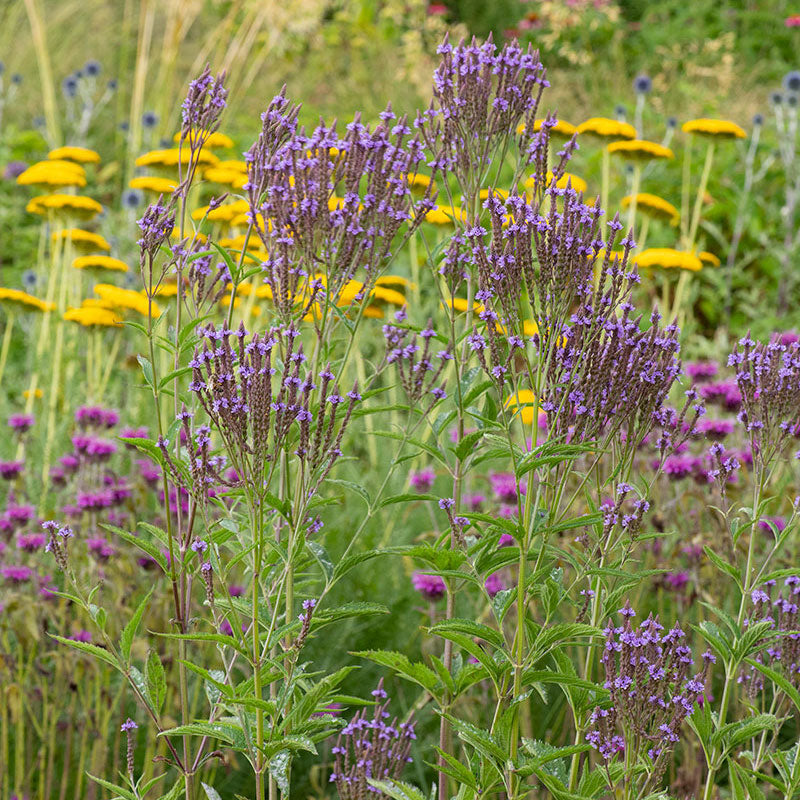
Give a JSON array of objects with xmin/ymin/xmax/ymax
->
[
  {"xmin": 62, "ymin": 76, "xmax": 78, "ymax": 98},
  {"xmin": 633, "ymin": 74, "xmax": 652, "ymax": 94},
  {"xmin": 84, "ymin": 60, "xmax": 101, "ymax": 77},
  {"xmin": 783, "ymin": 70, "xmax": 800, "ymax": 93}
]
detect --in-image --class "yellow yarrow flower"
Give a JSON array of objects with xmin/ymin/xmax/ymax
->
[
  {"xmin": 219, "ymin": 235, "xmax": 264, "ymax": 253},
  {"xmin": 52, "ymin": 229, "xmax": 111, "ymax": 251},
  {"xmin": 607, "ymin": 140, "xmax": 674, "ymax": 161},
  {"xmin": 129, "ymin": 176, "xmax": 178, "ymax": 194},
  {"xmin": 699, "ymin": 251, "xmax": 721, "ymax": 267},
  {"xmin": 215, "ymin": 160, "xmax": 248, "ymax": 172},
  {"xmin": 154, "ymin": 283, "xmax": 179, "ymax": 297},
  {"xmin": 64, "ymin": 307, "xmax": 121, "ymax": 327},
  {"xmin": 504, "ymin": 390, "xmax": 539, "ymax": 426},
  {"xmin": 375, "ymin": 275, "xmax": 415, "ymax": 294},
  {"xmin": 203, "ymin": 168, "xmax": 247, "ymax": 187},
  {"xmin": 81, "ymin": 298, "xmax": 115, "ymax": 309},
  {"xmin": 48, "ymin": 146, "xmax": 101, "ymax": 164},
  {"xmin": 576, "ymin": 118, "xmax": 636, "ymax": 140},
  {"xmin": 26, "ymin": 194, "xmax": 103, "ymax": 218},
  {"xmin": 229, "ymin": 212, "xmax": 270, "ymax": 233},
  {"xmin": 191, "ymin": 199, "xmax": 250, "ymax": 223},
  {"xmin": 135, "ymin": 149, "xmax": 219, "ymax": 168},
  {"xmin": 93, "ymin": 284, "xmax": 161, "ymax": 317},
  {"xmin": 636, "ymin": 248, "xmax": 703, "ymax": 272},
  {"xmin": 172, "ymin": 131, "xmax": 234, "ymax": 149},
  {"xmin": 170, "ymin": 228, "xmax": 207, "ymax": 243},
  {"xmin": 17, "ymin": 161, "xmax": 87, "ymax": 188},
  {"xmin": 423, "ymin": 205, "xmax": 467, "ymax": 225},
  {"xmin": 73, "ymin": 255, "xmax": 129, "ymax": 273},
  {"xmin": 681, "ymin": 119, "xmax": 746, "ymax": 139},
  {"xmin": 525, "ymin": 171, "xmax": 588, "ymax": 193},
  {"xmin": 479, "ymin": 188, "xmax": 510, "ymax": 200},
  {"xmin": 0, "ymin": 288, "xmax": 55, "ymax": 312},
  {"xmin": 517, "ymin": 119, "xmax": 577, "ymax": 137},
  {"xmin": 406, "ymin": 173, "xmax": 437, "ymax": 194},
  {"xmin": 620, "ymin": 193, "xmax": 679, "ymax": 225}
]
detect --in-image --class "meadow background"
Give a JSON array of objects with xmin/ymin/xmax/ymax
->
[{"xmin": 3, "ymin": 1, "xmax": 800, "ymax": 799}]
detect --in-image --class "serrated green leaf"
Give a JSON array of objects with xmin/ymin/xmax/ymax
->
[
  {"xmin": 354, "ymin": 650, "xmax": 441, "ymax": 694},
  {"xmin": 121, "ymin": 587, "xmax": 153, "ymax": 664},
  {"xmin": 50, "ymin": 635, "xmax": 121, "ymax": 671},
  {"xmin": 86, "ymin": 774, "xmax": 137, "ymax": 800},
  {"xmin": 145, "ymin": 649, "xmax": 167, "ymax": 714},
  {"xmin": 201, "ymin": 784, "xmax": 223, "ymax": 800}
]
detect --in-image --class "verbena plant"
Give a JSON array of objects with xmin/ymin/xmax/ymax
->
[{"xmin": 3, "ymin": 35, "xmax": 800, "ymax": 800}]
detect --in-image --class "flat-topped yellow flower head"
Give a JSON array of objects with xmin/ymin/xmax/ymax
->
[
  {"xmin": 576, "ymin": 117, "xmax": 636, "ymax": 140},
  {"xmin": 525, "ymin": 171, "xmax": 588, "ymax": 193},
  {"xmin": 64, "ymin": 307, "xmax": 122, "ymax": 327},
  {"xmin": 681, "ymin": 119, "xmax": 746, "ymax": 139},
  {"xmin": 422, "ymin": 205, "xmax": 467, "ymax": 225},
  {"xmin": 203, "ymin": 167, "xmax": 247, "ymax": 187},
  {"xmin": 621, "ymin": 193, "xmax": 679, "ymax": 225},
  {"xmin": 517, "ymin": 119, "xmax": 577, "ymax": 137},
  {"xmin": 73, "ymin": 255, "xmax": 129, "ymax": 273},
  {"xmin": 191, "ymin": 199, "xmax": 249, "ymax": 223},
  {"xmin": 52, "ymin": 228, "xmax": 111, "ymax": 251},
  {"xmin": 17, "ymin": 161, "xmax": 86, "ymax": 188},
  {"xmin": 48, "ymin": 146, "xmax": 101, "ymax": 164},
  {"xmin": 93, "ymin": 283, "xmax": 161, "ymax": 317},
  {"xmin": 26, "ymin": 194, "xmax": 103, "ymax": 219},
  {"xmin": 636, "ymin": 248, "xmax": 703, "ymax": 271},
  {"xmin": 135, "ymin": 149, "xmax": 219, "ymax": 168},
  {"xmin": 0, "ymin": 288, "xmax": 55, "ymax": 312},
  {"xmin": 504, "ymin": 390, "xmax": 539, "ymax": 426},
  {"xmin": 129, "ymin": 176, "xmax": 178, "ymax": 194},
  {"xmin": 173, "ymin": 131, "xmax": 234, "ymax": 149},
  {"xmin": 607, "ymin": 140, "xmax": 674, "ymax": 161}
]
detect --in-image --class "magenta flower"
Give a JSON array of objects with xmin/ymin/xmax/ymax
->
[
  {"xmin": 412, "ymin": 571, "xmax": 446, "ymax": 600},
  {"xmin": 8, "ymin": 414, "xmax": 34, "ymax": 432},
  {"xmin": 409, "ymin": 468, "xmax": 435, "ymax": 492}
]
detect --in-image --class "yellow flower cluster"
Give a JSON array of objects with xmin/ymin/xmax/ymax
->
[
  {"xmin": 621, "ymin": 193, "xmax": 679, "ymax": 225},
  {"xmin": 192, "ymin": 199, "xmax": 250, "ymax": 223},
  {"xmin": 26, "ymin": 194, "xmax": 103, "ymax": 218},
  {"xmin": 681, "ymin": 119, "xmax": 746, "ymax": 139},
  {"xmin": 47, "ymin": 146, "xmax": 101, "ymax": 164},
  {"xmin": 636, "ymin": 248, "xmax": 703, "ymax": 272},
  {"xmin": 63, "ymin": 307, "xmax": 122, "ymax": 327},
  {"xmin": 0, "ymin": 288, "xmax": 55, "ymax": 312},
  {"xmin": 135, "ymin": 149, "xmax": 220, "ymax": 168},
  {"xmin": 93, "ymin": 284, "xmax": 161, "ymax": 317},
  {"xmin": 576, "ymin": 118, "xmax": 636, "ymax": 140},
  {"xmin": 517, "ymin": 119, "xmax": 578, "ymax": 137},
  {"xmin": 607, "ymin": 140, "xmax": 674, "ymax": 161},
  {"xmin": 17, "ymin": 160, "xmax": 87, "ymax": 188},
  {"xmin": 52, "ymin": 229, "xmax": 111, "ymax": 251},
  {"xmin": 73, "ymin": 255, "xmax": 129, "ymax": 273},
  {"xmin": 422, "ymin": 205, "xmax": 467, "ymax": 225},
  {"xmin": 524, "ymin": 171, "xmax": 588, "ymax": 193},
  {"xmin": 172, "ymin": 131, "xmax": 234, "ymax": 149},
  {"xmin": 129, "ymin": 176, "xmax": 179, "ymax": 194},
  {"xmin": 505, "ymin": 390, "xmax": 539, "ymax": 426}
]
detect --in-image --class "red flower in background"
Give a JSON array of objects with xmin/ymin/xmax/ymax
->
[{"xmin": 786, "ymin": 14, "xmax": 800, "ymax": 26}]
